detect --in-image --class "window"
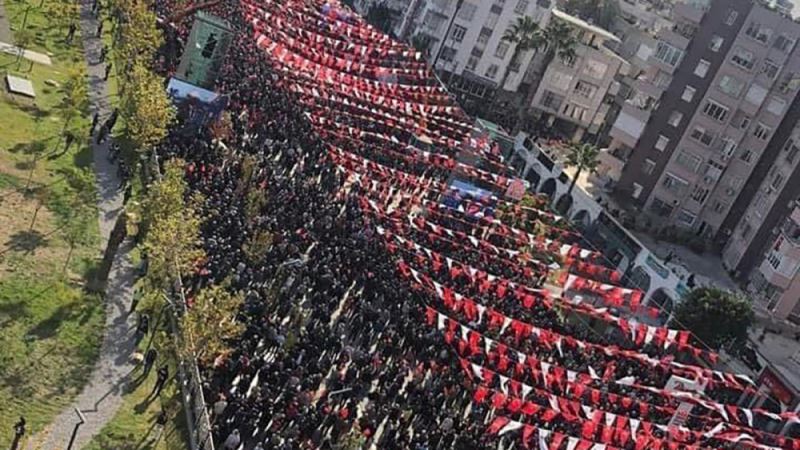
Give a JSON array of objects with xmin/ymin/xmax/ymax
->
[
  {"xmin": 709, "ymin": 35, "xmax": 724, "ymax": 52},
  {"xmin": 470, "ymin": 46, "xmax": 484, "ymax": 58},
  {"xmin": 676, "ymin": 150, "xmax": 702, "ymax": 172},
  {"xmin": 753, "ymin": 123, "xmax": 771, "ymax": 141},
  {"xmin": 466, "ymin": 55, "xmax": 479, "ymax": 70},
  {"xmin": 458, "ymin": 2, "xmax": 478, "ymax": 20},
  {"xmin": 705, "ymin": 160, "xmax": 724, "ymax": 180},
  {"xmin": 733, "ymin": 110, "xmax": 751, "ymax": 130},
  {"xmin": 423, "ymin": 11, "xmax": 447, "ymax": 33},
  {"xmin": 490, "ymin": 3, "xmax": 503, "ymax": 14},
  {"xmin": 653, "ymin": 71, "xmax": 671, "ymax": 89},
  {"xmin": 702, "ymin": 100, "xmax": 729, "ymax": 122},
  {"xmin": 676, "ymin": 209, "xmax": 697, "ymax": 226},
  {"xmin": 694, "ymin": 60, "xmax": 710, "ymax": 78},
  {"xmin": 718, "ymin": 75, "xmax": 745, "ymax": 98},
  {"xmin": 643, "ymin": 159, "xmax": 656, "ymax": 175},
  {"xmin": 767, "ymin": 97, "xmax": 787, "ymax": 116},
  {"xmin": 654, "ymin": 41, "xmax": 684, "ymax": 67},
  {"xmin": 682, "ymin": 86, "xmax": 696, "ymax": 102},
  {"xmin": 541, "ymin": 90, "xmax": 564, "ymax": 110},
  {"xmin": 745, "ymin": 22, "xmax": 772, "ymax": 44},
  {"xmin": 731, "ymin": 48, "xmax": 756, "ymax": 71},
  {"xmin": 668, "ymin": 111, "xmax": 683, "ymax": 127},
  {"xmin": 656, "ymin": 135, "xmax": 669, "ymax": 151},
  {"xmin": 691, "ymin": 185, "xmax": 709, "ymax": 203},
  {"xmin": 495, "ymin": 42, "xmax": 509, "ymax": 58},
  {"xmin": 514, "ymin": 0, "xmax": 529, "ymax": 13},
  {"xmin": 452, "ymin": 25, "xmax": 467, "ymax": 42},
  {"xmin": 485, "ymin": 64, "xmax": 499, "ymax": 79},
  {"xmin": 773, "ymin": 34, "xmax": 795, "ymax": 53},
  {"xmin": 745, "ymin": 84, "xmax": 768, "ymax": 107},
  {"xmin": 632, "ymin": 183, "xmax": 643, "ymax": 199},
  {"xmin": 477, "ymin": 27, "xmax": 492, "ymax": 44},
  {"xmin": 574, "ymin": 81, "xmax": 598, "ymax": 99},
  {"xmin": 768, "ymin": 252, "xmax": 782, "ymax": 270},
  {"xmin": 440, "ymin": 47, "xmax": 457, "ymax": 62},
  {"xmin": 663, "ymin": 172, "xmax": 689, "ymax": 193},
  {"xmin": 564, "ymin": 103, "xmax": 588, "ymax": 122},
  {"xmin": 725, "ymin": 9, "xmax": 738, "ymax": 26},
  {"xmin": 583, "ymin": 60, "xmax": 608, "ymax": 79},
  {"xmin": 786, "ymin": 141, "xmax": 800, "ymax": 163},
  {"xmin": 549, "ymin": 71, "xmax": 574, "ymax": 90},
  {"xmin": 690, "ymin": 126, "xmax": 714, "ymax": 146},
  {"xmin": 762, "ymin": 59, "xmax": 781, "ymax": 79},
  {"xmin": 650, "ymin": 198, "xmax": 675, "ymax": 217},
  {"xmin": 740, "ymin": 149, "xmax": 754, "ymax": 163},
  {"xmin": 771, "ymin": 172, "xmax": 785, "ymax": 190},
  {"xmin": 720, "ymin": 138, "xmax": 737, "ymax": 159}
]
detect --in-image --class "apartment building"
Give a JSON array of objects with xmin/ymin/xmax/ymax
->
[
  {"xmin": 528, "ymin": 10, "xmax": 630, "ymax": 140},
  {"xmin": 744, "ymin": 204, "xmax": 800, "ymax": 321},
  {"xmin": 409, "ymin": 0, "xmax": 551, "ymax": 99},
  {"xmin": 613, "ymin": 0, "xmax": 800, "ymax": 239}
]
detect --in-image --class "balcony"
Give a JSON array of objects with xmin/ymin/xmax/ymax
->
[
  {"xmin": 610, "ymin": 102, "xmax": 649, "ymax": 148},
  {"xmin": 656, "ymin": 28, "xmax": 691, "ymax": 51},
  {"xmin": 673, "ymin": 1, "xmax": 708, "ymax": 24}
]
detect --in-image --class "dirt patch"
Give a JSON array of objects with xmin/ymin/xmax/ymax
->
[{"xmin": 0, "ymin": 188, "xmax": 67, "ymax": 279}]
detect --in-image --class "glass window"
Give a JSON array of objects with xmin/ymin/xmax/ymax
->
[
  {"xmin": 485, "ymin": 64, "xmax": 499, "ymax": 79},
  {"xmin": 514, "ymin": 0, "xmax": 529, "ymax": 14},
  {"xmin": 702, "ymin": 100, "xmax": 729, "ymax": 122},
  {"xmin": 458, "ymin": 2, "xmax": 478, "ymax": 20},
  {"xmin": 745, "ymin": 84, "xmax": 768, "ymax": 107},
  {"xmin": 654, "ymin": 41, "xmax": 684, "ymax": 67},
  {"xmin": 675, "ymin": 150, "xmax": 702, "ymax": 172},
  {"xmin": 725, "ymin": 9, "xmax": 738, "ymax": 26},
  {"xmin": 440, "ymin": 47, "xmax": 457, "ymax": 62},
  {"xmin": 477, "ymin": 27, "xmax": 492, "ymax": 44},
  {"xmin": 682, "ymin": 86, "xmax": 696, "ymax": 102},
  {"xmin": 495, "ymin": 41, "xmax": 510, "ymax": 58},
  {"xmin": 668, "ymin": 111, "xmax": 683, "ymax": 127},
  {"xmin": 745, "ymin": 22, "xmax": 772, "ymax": 44},
  {"xmin": 656, "ymin": 135, "xmax": 669, "ymax": 151},
  {"xmin": 718, "ymin": 75, "xmax": 744, "ymax": 98},
  {"xmin": 452, "ymin": 25, "xmax": 467, "ymax": 42},
  {"xmin": 694, "ymin": 60, "xmax": 710, "ymax": 78},
  {"xmin": 767, "ymin": 97, "xmax": 787, "ymax": 116},
  {"xmin": 690, "ymin": 126, "xmax": 714, "ymax": 146},
  {"xmin": 643, "ymin": 158, "xmax": 656, "ymax": 175},
  {"xmin": 691, "ymin": 185, "xmax": 709, "ymax": 203},
  {"xmin": 676, "ymin": 209, "xmax": 697, "ymax": 226},
  {"xmin": 762, "ymin": 59, "xmax": 781, "ymax": 79},
  {"xmin": 731, "ymin": 48, "xmax": 756, "ymax": 71},
  {"xmin": 773, "ymin": 34, "xmax": 795, "ymax": 52},
  {"xmin": 574, "ymin": 80, "xmax": 598, "ymax": 99},
  {"xmin": 753, "ymin": 123, "xmax": 771, "ymax": 141},
  {"xmin": 709, "ymin": 35, "xmax": 724, "ymax": 52},
  {"xmin": 583, "ymin": 60, "xmax": 608, "ymax": 79}
]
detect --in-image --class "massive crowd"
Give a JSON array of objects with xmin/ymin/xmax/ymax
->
[{"xmin": 140, "ymin": 0, "xmax": 800, "ymax": 449}]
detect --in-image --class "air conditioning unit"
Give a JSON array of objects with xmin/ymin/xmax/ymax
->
[
  {"xmin": 703, "ymin": 176, "xmax": 715, "ymax": 185},
  {"xmin": 725, "ymin": 187, "xmax": 736, "ymax": 196}
]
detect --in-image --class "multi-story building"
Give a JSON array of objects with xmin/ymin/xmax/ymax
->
[
  {"xmin": 613, "ymin": 0, "xmax": 800, "ymax": 240},
  {"xmin": 527, "ymin": 10, "xmax": 630, "ymax": 140},
  {"xmin": 410, "ymin": 0, "xmax": 552, "ymax": 99},
  {"xmin": 744, "ymin": 203, "xmax": 800, "ymax": 321}
]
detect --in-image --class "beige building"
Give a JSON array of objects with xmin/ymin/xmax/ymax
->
[{"xmin": 528, "ymin": 10, "xmax": 629, "ymax": 140}]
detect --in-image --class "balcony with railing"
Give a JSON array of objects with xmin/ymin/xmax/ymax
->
[{"xmin": 673, "ymin": 0, "xmax": 709, "ymax": 24}]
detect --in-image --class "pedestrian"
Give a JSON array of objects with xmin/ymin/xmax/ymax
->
[
  {"xmin": 11, "ymin": 416, "xmax": 25, "ymax": 450},
  {"xmin": 107, "ymin": 108, "xmax": 119, "ymax": 131},
  {"xmin": 134, "ymin": 313, "xmax": 149, "ymax": 345},
  {"xmin": 142, "ymin": 348, "xmax": 157, "ymax": 377},
  {"xmin": 223, "ymin": 429, "xmax": 241, "ymax": 449},
  {"xmin": 129, "ymin": 287, "xmax": 142, "ymax": 315},
  {"xmin": 66, "ymin": 23, "xmax": 76, "ymax": 43},
  {"xmin": 104, "ymin": 62, "xmax": 112, "ymax": 81},
  {"xmin": 96, "ymin": 21, "xmax": 104, "ymax": 38},
  {"xmin": 91, "ymin": 0, "xmax": 98, "ymax": 14},
  {"xmin": 90, "ymin": 112, "xmax": 99, "ymax": 136},
  {"xmin": 150, "ymin": 365, "xmax": 169, "ymax": 398},
  {"xmin": 99, "ymin": 45, "xmax": 108, "ymax": 63}
]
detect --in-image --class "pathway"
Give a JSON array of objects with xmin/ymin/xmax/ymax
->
[
  {"xmin": 0, "ymin": 0, "xmax": 13, "ymax": 43},
  {"xmin": 25, "ymin": 0, "xmax": 137, "ymax": 448},
  {"xmin": 0, "ymin": 0, "xmax": 54, "ymax": 65}
]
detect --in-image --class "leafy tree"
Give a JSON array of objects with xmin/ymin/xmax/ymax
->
[
  {"xmin": 670, "ymin": 288, "xmax": 754, "ymax": 351},
  {"xmin": 498, "ymin": 16, "xmax": 540, "ymax": 91},
  {"xmin": 14, "ymin": 28, "xmax": 35, "ymax": 70},
  {"xmin": 564, "ymin": 143, "xmax": 600, "ymax": 196},
  {"xmin": 120, "ymin": 62, "xmax": 176, "ymax": 154},
  {"xmin": 23, "ymin": 140, "xmax": 48, "ymax": 191},
  {"xmin": 60, "ymin": 167, "xmax": 98, "ymax": 273},
  {"xmin": 58, "ymin": 67, "xmax": 90, "ymax": 133},
  {"xmin": 116, "ymin": 0, "xmax": 163, "ymax": 66},
  {"xmin": 367, "ymin": 4, "xmax": 393, "ymax": 34},
  {"xmin": 141, "ymin": 159, "xmax": 204, "ymax": 290},
  {"xmin": 562, "ymin": 0, "xmax": 620, "ymax": 30},
  {"xmin": 179, "ymin": 281, "xmax": 244, "ymax": 364},
  {"xmin": 514, "ymin": 21, "xmax": 578, "ymax": 133},
  {"xmin": 45, "ymin": 0, "xmax": 80, "ymax": 33}
]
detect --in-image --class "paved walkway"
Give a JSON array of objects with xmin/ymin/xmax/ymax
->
[
  {"xmin": 0, "ymin": 0, "xmax": 13, "ymax": 43},
  {"xmin": 0, "ymin": 41, "xmax": 53, "ymax": 65},
  {"xmin": 25, "ymin": 1, "xmax": 137, "ymax": 449}
]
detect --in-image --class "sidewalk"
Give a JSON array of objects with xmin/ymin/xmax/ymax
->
[{"xmin": 25, "ymin": 0, "xmax": 137, "ymax": 448}]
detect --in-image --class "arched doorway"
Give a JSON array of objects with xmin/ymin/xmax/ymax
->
[
  {"xmin": 626, "ymin": 266, "xmax": 652, "ymax": 293},
  {"xmin": 572, "ymin": 209, "xmax": 592, "ymax": 231},
  {"xmin": 539, "ymin": 178, "xmax": 557, "ymax": 199},
  {"xmin": 649, "ymin": 288, "xmax": 675, "ymax": 322},
  {"xmin": 555, "ymin": 193, "xmax": 574, "ymax": 214}
]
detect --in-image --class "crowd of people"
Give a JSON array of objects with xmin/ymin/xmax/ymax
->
[{"xmin": 139, "ymin": 0, "xmax": 800, "ymax": 449}]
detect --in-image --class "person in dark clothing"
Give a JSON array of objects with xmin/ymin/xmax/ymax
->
[
  {"xmin": 142, "ymin": 348, "xmax": 157, "ymax": 378},
  {"xmin": 150, "ymin": 365, "xmax": 169, "ymax": 398}
]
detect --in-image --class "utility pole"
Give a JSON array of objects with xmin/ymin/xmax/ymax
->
[
  {"xmin": 431, "ymin": 0, "xmax": 465, "ymax": 70},
  {"xmin": 65, "ymin": 408, "xmax": 86, "ymax": 450}
]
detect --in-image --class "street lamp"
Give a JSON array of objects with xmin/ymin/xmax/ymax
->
[
  {"xmin": 431, "ymin": 0, "xmax": 465, "ymax": 70},
  {"xmin": 65, "ymin": 408, "xmax": 86, "ymax": 450},
  {"xmin": 10, "ymin": 417, "xmax": 25, "ymax": 450}
]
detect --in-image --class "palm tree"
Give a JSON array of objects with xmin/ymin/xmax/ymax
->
[
  {"xmin": 498, "ymin": 16, "xmax": 540, "ymax": 91},
  {"xmin": 514, "ymin": 20, "xmax": 578, "ymax": 133},
  {"xmin": 564, "ymin": 142, "xmax": 600, "ymax": 196}
]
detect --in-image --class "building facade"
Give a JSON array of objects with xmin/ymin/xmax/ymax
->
[
  {"xmin": 614, "ymin": 0, "xmax": 800, "ymax": 241},
  {"xmin": 528, "ymin": 10, "xmax": 629, "ymax": 140}
]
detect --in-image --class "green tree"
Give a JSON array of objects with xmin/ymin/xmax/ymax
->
[
  {"xmin": 45, "ymin": 0, "xmax": 80, "ymax": 33},
  {"xmin": 58, "ymin": 67, "xmax": 90, "ymax": 133},
  {"xmin": 564, "ymin": 142, "xmax": 600, "ymax": 196},
  {"xmin": 116, "ymin": 0, "xmax": 163, "ymax": 66},
  {"xmin": 120, "ymin": 62, "xmax": 176, "ymax": 154},
  {"xmin": 179, "ymin": 282, "xmax": 244, "ymax": 364},
  {"xmin": 498, "ymin": 16, "xmax": 540, "ymax": 91},
  {"xmin": 14, "ymin": 28, "xmax": 35, "ymax": 70},
  {"xmin": 60, "ymin": 167, "xmax": 97, "ymax": 272},
  {"xmin": 514, "ymin": 20, "xmax": 578, "ymax": 133},
  {"xmin": 141, "ymin": 159, "xmax": 204, "ymax": 290},
  {"xmin": 367, "ymin": 4, "xmax": 393, "ymax": 34},
  {"xmin": 671, "ymin": 288, "xmax": 754, "ymax": 351},
  {"xmin": 23, "ymin": 140, "xmax": 48, "ymax": 191},
  {"xmin": 562, "ymin": 0, "xmax": 619, "ymax": 30}
]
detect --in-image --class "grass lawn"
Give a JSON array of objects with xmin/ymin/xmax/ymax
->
[{"xmin": 0, "ymin": 0, "xmax": 105, "ymax": 446}]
